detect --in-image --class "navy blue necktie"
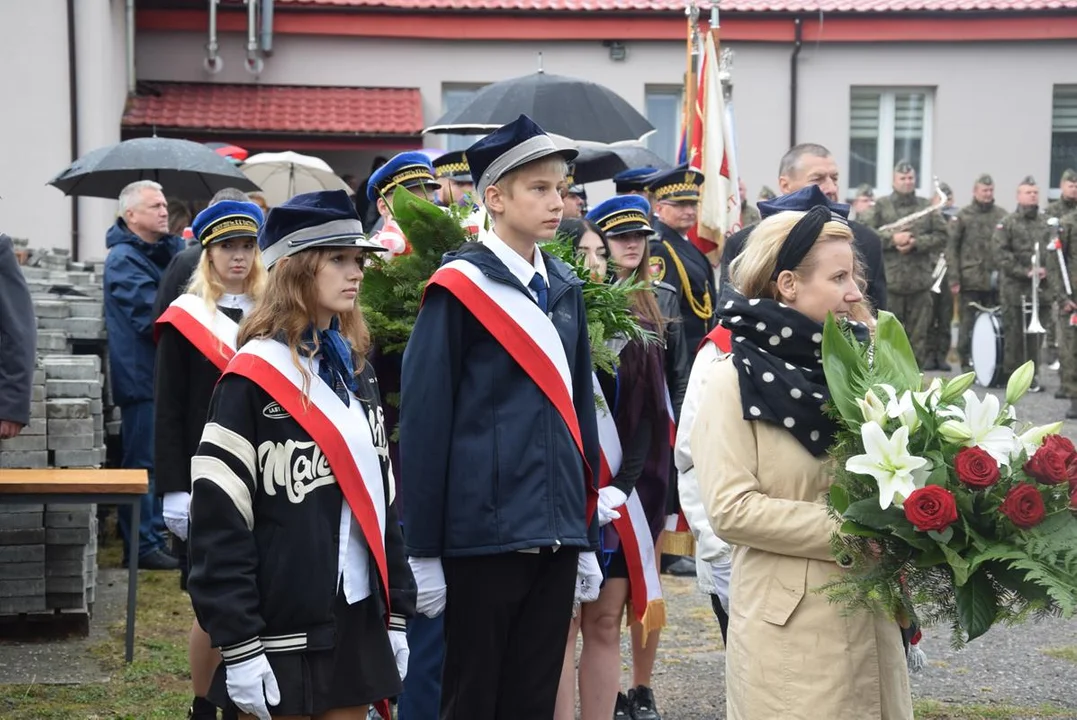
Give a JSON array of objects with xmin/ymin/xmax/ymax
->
[{"xmin": 528, "ymin": 272, "xmax": 548, "ymax": 314}]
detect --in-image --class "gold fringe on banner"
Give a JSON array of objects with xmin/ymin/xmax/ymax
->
[{"xmin": 627, "ymin": 598, "xmax": 668, "ymax": 646}]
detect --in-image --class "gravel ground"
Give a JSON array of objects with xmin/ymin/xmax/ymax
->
[{"xmin": 626, "ymin": 364, "xmax": 1077, "ymax": 719}]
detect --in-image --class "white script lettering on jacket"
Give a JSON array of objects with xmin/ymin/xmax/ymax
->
[{"xmin": 258, "ymin": 440, "xmax": 336, "ymax": 504}]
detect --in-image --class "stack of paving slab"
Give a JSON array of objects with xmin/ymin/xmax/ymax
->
[{"xmin": 0, "ymin": 241, "xmax": 110, "ymax": 619}]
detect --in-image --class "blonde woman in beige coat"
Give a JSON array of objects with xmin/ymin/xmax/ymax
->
[{"xmin": 691, "ymin": 191, "xmax": 913, "ymax": 720}]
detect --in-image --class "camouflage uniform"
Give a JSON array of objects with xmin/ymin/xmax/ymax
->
[
  {"xmin": 994, "ymin": 204, "xmax": 1051, "ymax": 379},
  {"xmin": 925, "ymin": 195, "xmax": 958, "ymax": 370},
  {"xmin": 1052, "ymin": 209, "xmax": 1077, "ymax": 405},
  {"xmin": 949, "ymin": 196, "xmax": 1008, "ymax": 368},
  {"xmin": 1045, "ymin": 170, "xmax": 1077, "ymax": 395},
  {"xmin": 740, "ymin": 203, "xmax": 761, "ymax": 230},
  {"xmin": 863, "ymin": 191, "xmax": 949, "ymax": 366}
]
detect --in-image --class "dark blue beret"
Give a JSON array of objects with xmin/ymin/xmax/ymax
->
[
  {"xmin": 613, "ymin": 166, "xmax": 659, "ymax": 193},
  {"xmin": 758, "ymin": 185, "xmax": 850, "ymax": 221}
]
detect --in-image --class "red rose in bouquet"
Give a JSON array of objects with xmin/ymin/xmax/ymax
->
[
  {"xmin": 954, "ymin": 447, "xmax": 999, "ymax": 489},
  {"xmin": 904, "ymin": 486, "xmax": 958, "ymax": 532},
  {"xmin": 1025, "ymin": 435, "xmax": 1077, "ymax": 486},
  {"xmin": 1000, "ymin": 484, "xmax": 1046, "ymax": 529}
]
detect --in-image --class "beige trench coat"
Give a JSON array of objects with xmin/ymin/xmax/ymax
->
[{"xmin": 691, "ymin": 359, "xmax": 912, "ymax": 720}]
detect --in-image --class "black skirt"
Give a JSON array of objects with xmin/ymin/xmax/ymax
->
[{"xmin": 209, "ymin": 593, "xmax": 401, "ymax": 716}]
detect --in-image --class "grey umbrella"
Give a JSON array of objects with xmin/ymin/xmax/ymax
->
[
  {"xmin": 48, "ymin": 137, "xmax": 260, "ymax": 200},
  {"xmin": 424, "ymin": 72, "xmax": 655, "ymax": 145}
]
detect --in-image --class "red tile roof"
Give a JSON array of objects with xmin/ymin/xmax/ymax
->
[
  {"xmin": 274, "ymin": 0, "xmax": 1077, "ymax": 11},
  {"xmin": 122, "ymin": 83, "xmax": 423, "ymax": 136}
]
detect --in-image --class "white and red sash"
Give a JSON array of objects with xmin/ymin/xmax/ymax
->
[
  {"xmin": 594, "ymin": 374, "xmax": 665, "ymax": 633},
  {"xmin": 426, "ymin": 259, "xmax": 599, "ymax": 523},
  {"xmin": 224, "ymin": 338, "xmax": 391, "ymax": 617},
  {"xmin": 155, "ymin": 293, "xmax": 240, "ymax": 372}
]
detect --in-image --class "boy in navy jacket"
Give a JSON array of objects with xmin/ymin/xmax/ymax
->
[{"xmin": 400, "ymin": 115, "xmax": 601, "ymax": 719}]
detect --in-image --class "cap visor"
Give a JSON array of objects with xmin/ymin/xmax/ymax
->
[{"xmin": 205, "ymin": 229, "xmax": 259, "ymax": 245}]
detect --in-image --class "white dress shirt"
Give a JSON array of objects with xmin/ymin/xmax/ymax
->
[{"xmin": 480, "ymin": 227, "xmax": 549, "ymax": 301}]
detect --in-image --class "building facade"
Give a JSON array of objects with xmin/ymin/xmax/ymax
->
[{"xmin": 2, "ymin": 0, "xmax": 1076, "ymax": 259}]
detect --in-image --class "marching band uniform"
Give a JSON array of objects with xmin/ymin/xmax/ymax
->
[
  {"xmin": 187, "ymin": 191, "xmax": 416, "ymax": 719},
  {"xmin": 367, "ymin": 152, "xmax": 443, "ymax": 258},
  {"xmin": 400, "ymin": 115, "xmax": 600, "ymax": 720},
  {"xmin": 646, "ymin": 166, "xmax": 716, "ymax": 356},
  {"xmin": 432, "ymin": 151, "xmax": 476, "ymax": 209}
]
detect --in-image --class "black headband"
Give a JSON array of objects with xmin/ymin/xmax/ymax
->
[{"xmin": 770, "ymin": 205, "xmax": 847, "ymax": 280}]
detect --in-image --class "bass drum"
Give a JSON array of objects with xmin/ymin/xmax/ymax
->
[{"xmin": 971, "ymin": 309, "xmax": 1004, "ymax": 388}]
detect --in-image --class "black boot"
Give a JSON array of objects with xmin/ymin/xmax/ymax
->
[
  {"xmin": 628, "ymin": 685, "xmax": 662, "ymax": 720},
  {"xmin": 1068, "ymin": 400, "xmax": 1077, "ymax": 420}
]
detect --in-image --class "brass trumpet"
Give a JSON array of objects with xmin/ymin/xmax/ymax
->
[
  {"xmin": 930, "ymin": 253, "xmax": 947, "ymax": 295},
  {"xmin": 1026, "ymin": 241, "xmax": 1046, "ymax": 335}
]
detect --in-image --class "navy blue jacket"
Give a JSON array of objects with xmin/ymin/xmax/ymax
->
[
  {"xmin": 400, "ymin": 242, "xmax": 601, "ymax": 558},
  {"xmin": 103, "ymin": 220, "xmax": 183, "ymax": 406}
]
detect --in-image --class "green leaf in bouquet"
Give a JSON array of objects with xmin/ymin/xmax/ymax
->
[
  {"xmin": 840, "ymin": 520, "xmax": 884, "ymax": 538},
  {"xmin": 928, "ymin": 527, "xmax": 955, "ymax": 544},
  {"xmin": 830, "ymin": 485, "xmax": 851, "ymax": 515},
  {"xmin": 890, "ymin": 524, "xmax": 936, "ymax": 552},
  {"xmin": 821, "ymin": 314, "xmax": 869, "ymax": 427},
  {"xmin": 843, "ymin": 498, "xmax": 906, "ymax": 531},
  {"xmin": 939, "ymin": 541, "xmax": 971, "ymax": 586},
  {"xmin": 390, "ymin": 187, "xmax": 468, "ymax": 257},
  {"xmin": 954, "ymin": 570, "xmax": 999, "ymax": 641},
  {"xmin": 872, "ymin": 311, "xmax": 922, "ymax": 391},
  {"xmin": 913, "ymin": 543, "xmax": 946, "ymax": 567}
]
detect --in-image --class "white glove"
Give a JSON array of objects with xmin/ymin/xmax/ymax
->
[
  {"xmin": 389, "ymin": 629, "xmax": 410, "ymax": 682},
  {"xmin": 225, "ymin": 654, "xmax": 280, "ymax": 720},
  {"xmin": 575, "ymin": 551, "xmax": 603, "ymax": 604},
  {"xmin": 597, "ymin": 486, "xmax": 626, "ymax": 527},
  {"xmin": 711, "ymin": 559, "xmax": 731, "ymax": 614},
  {"xmin": 163, "ymin": 492, "xmax": 191, "ymax": 541},
  {"xmin": 407, "ymin": 557, "xmax": 447, "ymax": 618}
]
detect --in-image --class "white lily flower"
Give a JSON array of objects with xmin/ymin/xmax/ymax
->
[
  {"xmin": 856, "ymin": 388, "xmax": 888, "ymax": 426},
  {"xmin": 916, "ymin": 377, "xmax": 943, "ymax": 410},
  {"xmin": 846, "ymin": 421, "xmax": 929, "ymax": 510},
  {"xmin": 1017, "ymin": 421, "xmax": 1065, "ymax": 457},
  {"xmin": 943, "ymin": 391, "xmax": 1017, "ymax": 466},
  {"xmin": 877, "ymin": 384, "xmax": 922, "ymax": 433}
]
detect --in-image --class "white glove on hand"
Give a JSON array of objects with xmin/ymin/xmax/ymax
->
[
  {"xmin": 225, "ymin": 654, "xmax": 280, "ymax": 720},
  {"xmin": 575, "ymin": 551, "xmax": 603, "ymax": 604},
  {"xmin": 407, "ymin": 557, "xmax": 447, "ymax": 618},
  {"xmin": 389, "ymin": 629, "xmax": 410, "ymax": 682},
  {"xmin": 162, "ymin": 492, "xmax": 191, "ymax": 541},
  {"xmin": 711, "ymin": 559, "xmax": 732, "ymax": 614},
  {"xmin": 597, "ymin": 486, "xmax": 626, "ymax": 527}
]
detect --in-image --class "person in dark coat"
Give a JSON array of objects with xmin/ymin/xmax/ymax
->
[
  {"xmin": 400, "ymin": 115, "xmax": 601, "ymax": 720},
  {"xmin": 720, "ymin": 143, "xmax": 887, "ymax": 313},
  {"xmin": 154, "ymin": 199, "xmax": 266, "ymax": 720},
  {"xmin": 0, "ymin": 233, "xmax": 35, "ymax": 439},
  {"xmin": 187, "ymin": 190, "xmax": 415, "ymax": 720},
  {"xmin": 556, "ymin": 197, "xmax": 671, "ymax": 720},
  {"xmin": 646, "ymin": 165, "xmax": 716, "ymax": 356},
  {"xmin": 103, "ymin": 180, "xmax": 184, "ymax": 570}
]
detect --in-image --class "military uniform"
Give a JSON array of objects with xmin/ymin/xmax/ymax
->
[
  {"xmin": 645, "ymin": 166, "xmax": 716, "ymax": 354},
  {"xmin": 863, "ymin": 190, "xmax": 949, "ymax": 366},
  {"xmin": 740, "ymin": 203, "xmax": 761, "ymax": 229},
  {"xmin": 949, "ymin": 191, "xmax": 1008, "ymax": 368},
  {"xmin": 1052, "ymin": 210, "xmax": 1077, "ymax": 406},
  {"xmin": 1045, "ymin": 168, "xmax": 1077, "ymax": 395},
  {"xmin": 994, "ymin": 203, "xmax": 1051, "ymax": 378}
]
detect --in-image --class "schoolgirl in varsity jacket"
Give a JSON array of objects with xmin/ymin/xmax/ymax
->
[
  {"xmin": 187, "ymin": 191, "xmax": 416, "ymax": 720},
  {"xmin": 153, "ymin": 198, "xmax": 266, "ymax": 720}
]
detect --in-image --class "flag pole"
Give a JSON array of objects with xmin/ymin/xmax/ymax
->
[{"xmin": 683, "ymin": 2, "xmax": 699, "ymax": 162}]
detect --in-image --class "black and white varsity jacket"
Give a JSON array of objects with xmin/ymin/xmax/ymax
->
[{"xmin": 186, "ymin": 359, "xmax": 416, "ymax": 666}]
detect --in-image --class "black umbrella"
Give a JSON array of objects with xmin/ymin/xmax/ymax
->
[
  {"xmin": 572, "ymin": 144, "xmax": 672, "ymax": 185},
  {"xmin": 424, "ymin": 72, "xmax": 654, "ymax": 145},
  {"xmin": 49, "ymin": 137, "xmax": 260, "ymax": 200}
]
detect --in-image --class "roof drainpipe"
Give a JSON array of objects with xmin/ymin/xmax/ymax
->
[
  {"xmin": 205, "ymin": 0, "xmax": 223, "ymax": 74},
  {"xmin": 245, "ymin": 0, "xmax": 264, "ymax": 74},
  {"xmin": 260, "ymin": 0, "xmax": 274, "ymax": 56},
  {"xmin": 790, "ymin": 16, "xmax": 802, "ymax": 148},
  {"xmin": 67, "ymin": 0, "xmax": 80, "ymax": 261},
  {"xmin": 125, "ymin": 0, "xmax": 135, "ymax": 95}
]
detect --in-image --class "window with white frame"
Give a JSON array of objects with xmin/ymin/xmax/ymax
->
[
  {"xmin": 1051, "ymin": 85, "xmax": 1077, "ymax": 193},
  {"xmin": 849, "ymin": 88, "xmax": 934, "ymax": 195},
  {"xmin": 645, "ymin": 86, "xmax": 683, "ymax": 166},
  {"xmin": 441, "ymin": 84, "xmax": 488, "ymax": 152}
]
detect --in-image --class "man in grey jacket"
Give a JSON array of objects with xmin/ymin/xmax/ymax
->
[{"xmin": 0, "ymin": 233, "xmax": 36, "ymax": 439}]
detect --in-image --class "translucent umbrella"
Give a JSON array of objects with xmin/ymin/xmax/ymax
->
[{"xmin": 240, "ymin": 151, "xmax": 352, "ymax": 206}]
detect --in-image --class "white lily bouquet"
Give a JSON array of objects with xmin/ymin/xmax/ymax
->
[{"xmin": 822, "ymin": 311, "xmax": 1077, "ymax": 645}]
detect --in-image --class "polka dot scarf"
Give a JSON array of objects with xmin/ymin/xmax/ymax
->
[{"xmin": 716, "ymin": 285, "xmax": 868, "ymax": 456}]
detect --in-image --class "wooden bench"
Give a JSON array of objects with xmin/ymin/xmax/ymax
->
[{"xmin": 0, "ymin": 468, "xmax": 148, "ymax": 662}]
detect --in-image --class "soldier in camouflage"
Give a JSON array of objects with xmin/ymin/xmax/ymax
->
[
  {"xmin": 739, "ymin": 178, "xmax": 761, "ymax": 229},
  {"xmin": 1045, "ymin": 168, "xmax": 1077, "ymax": 394},
  {"xmin": 949, "ymin": 174, "xmax": 1008, "ymax": 371},
  {"xmin": 993, "ymin": 176, "xmax": 1051, "ymax": 390},
  {"xmin": 925, "ymin": 182, "xmax": 958, "ymax": 370},
  {"xmin": 862, "ymin": 161, "xmax": 949, "ymax": 367},
  {"xmin": 851, "ymin": 183, "xmax": 875, "ymax": 222},
  {"xmin": 1056, "ymin": 210, "xmax": 1077, "ymax": 418}
]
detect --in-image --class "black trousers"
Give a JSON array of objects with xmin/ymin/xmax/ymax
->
[
  {"xmin": 709, "ymin": 592, "xmax": 729, "ymax": 644},
  {"xmin": 440, "ymin": 548, "xmax": 579, "ymax": 720}
]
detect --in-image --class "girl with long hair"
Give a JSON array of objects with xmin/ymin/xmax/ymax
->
[
  {"xmin": 555, "ymin": 197, "xmax": 672, "ymax": 720},
  {"xmin": 186, "ymin": 190, "xmax": 415, "ymax": 720},
  {"xmin": 154, "ymin": 199, "xmax": 267, "ymax": 720},
  {"xmin": 691, "ymin": 187, "xmax": 911, "ymax": 719}
]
